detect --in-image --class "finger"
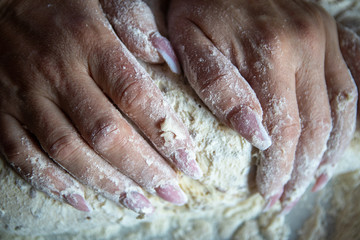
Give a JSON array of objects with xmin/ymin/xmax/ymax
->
[
  {"xmin": 100, "ymin": 0, "xmax": 180, "ymax": 73},
  {"xmin": 89, "ymin": 36, "xmax": 202, "ymax": 180},
  {"xmin": 244, "ymin": 53, "xmax": 301, "ymax": 204},
  {"xmin": 0, "ymin": 114, "xmax": 91, "ymax": 212},
  {"xmin": 281, "ymin": 63, "xmax": 332, "ymax": 211},
  {"xmin": 52, "ymin": 68, "xmax": 188, "ymax": 204},
  {"xmin": 312, "ymin": 20, "xmax": 358, "ymax": 192},
  {"xmin": 337, "ymin": 23, "xmax": 360, "ymax": 115},
  {"xmin": 168, "ymin": 18, "xmax": 272, "ymax": 150},
  {"xmin": 21, "ymin": 96, "xmax": 158, "ymax": 213}
]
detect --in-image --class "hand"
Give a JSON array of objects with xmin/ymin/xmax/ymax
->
[
  {"xmin": 168, "ymin": 0, "xmax": 358, "ymax": 213},
  {"xmin": 0, "ymin": 0, "xmax": 202, "ymax": 214}
]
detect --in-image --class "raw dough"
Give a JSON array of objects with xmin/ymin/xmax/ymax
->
[{"xmin": 1, "ymin": 1, "xmax": 360, "ymax": 239}]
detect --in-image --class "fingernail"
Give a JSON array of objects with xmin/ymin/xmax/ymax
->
[
  {"xmin": 281, "ymin": 198, "xmax": 300, "ymax": 215},
  {"xmin": 120, "ymin": 192, "xmax": 155, "ymax": 215},
  {"xmin": 64, "ymin": 194, "xmax": 92, "ymax": 212},
  {"xmin": 312, "ymin": 173, "xmax": 329, "ymax": 192},
  {"xmin": 229, "ymin": 107, "xmax": 272, "ymax": 150},
  {"xmin": 172, "ymin": 149, "xmax": 203, "ymax": 180},
  {"xmin": 155, "ymin": 183, "xmax": 188, "ymax": 205},
  {"xmin": 150, "ymin": 32, "xmax": 181, "ymax": 74},
  {"xmin": 263, "ymin": 190, "xmax": 283, "ymax": 212}
]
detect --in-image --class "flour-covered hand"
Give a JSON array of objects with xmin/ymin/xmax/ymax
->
[
  {"xmin": 168, "ymin": 0, "xmax": 358, "ymax": 213},
  {"xmin": 0, "ymin": 0, "xmax": 201, "ymax": 214}
]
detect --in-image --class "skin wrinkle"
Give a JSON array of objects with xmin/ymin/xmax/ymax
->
[{"xmin": 182, "ymin": 43, "xmax": 259, "ymax": 123}]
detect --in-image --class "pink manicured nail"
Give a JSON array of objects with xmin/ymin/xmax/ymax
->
[
  {"xmin": 150, "ymin": 32, "xmax": 181, "ymax": 74},
  {"xmin": 155, "ymin": 183, "xmax": 188, "ymax": 206},
  {"xmin": 229, "ymin": 107, "xmax": 272, "ymax": 150},
  {"xmin": 312, "ymin": 173, "xmax": 329, "ymax": 192},
  {"xmin": 64, "ymin": 194, "xmax": 92, "ymax": 212},
  {"xmin": 171, "ymin": 149, "xmax": 203, "ymax": 180},
  {"xmin": 263, "ymin": 190, "xmax": 283, "ymax": 212},
  {"xmin": 120, "ymin": 192, "xmax": 154, "ymax": 215},
  {"xmin": 281, "ymin": 198, "xmax": 300, "ymax": 215}
]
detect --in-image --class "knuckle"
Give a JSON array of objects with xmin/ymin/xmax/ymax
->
[
  {"xmin": 266, "ymin": 100, "xmax": 301, "ymax": 143},
  {"xmin": 114, "ymin": 76, "xmax": 148, "ymax": 111},
  {"xmin": 251, "ymin": 29, "xmax": 288, "ymax": 66},
  {"xmin": 262, "ymin": 30, "xmax": 284, "ymax": 49},
  {"xmin": 199, "ymin": 73, "xmax": 228, "ymax": 94},
  {"xmin": 1, "ymin": 139, "xmax": 22, "ymax": 160},
  {"xmin": 257, "ymin": 30, "xmax": 285, "ymax": 58},
  {"xmin": 302, "ymin": 114, "xmax": 332, "ymax": 141},
  {"xmin": 62, "ymin": 12, "xmax": 96, "ymax": 41},
  {"xmin": 98, "ymin": 48, "xmax": 151, "ymax": 111},
  {"xmin": 273, "ymin": 118, "xmax": 301, "ymax": 143},
  {"xmin": 331, "ymin": 85, "xmax": 358, "ymax": 109},
  {"xmin": 281, "ymin": 121, "xmax": 302, "ymax": 142},
  {"xmin": 48, "ymin": 133, "xmax": 81, "ymax": 163},
  {"xmin": 89, "ymin": 117, "xmax": 125, "ymax": 152},
  {"xmin": 293, "ymin": 17, "xmax": 320, "ymax": 42}
]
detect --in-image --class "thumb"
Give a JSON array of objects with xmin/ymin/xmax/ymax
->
[{"xmin": 101, "ymin": 0, "xmax": 180, "ymax": 73}]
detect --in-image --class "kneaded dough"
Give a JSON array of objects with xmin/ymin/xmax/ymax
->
[{"xmin": 1, "ymin": 1, "xmax": 360, "ymax": 239}]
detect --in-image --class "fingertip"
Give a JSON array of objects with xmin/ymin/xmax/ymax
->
[
  {"xmin": 171, "ymin": 148, "xmax": 203, "ymax": 180},
  {"xmin": 281, "ymin": 198, "xmax": 300, "ymax": 215},
  {"xmin": 120, "ymin": 191, "xmax": 155, "ymax": 215},
  {"xmin": 312, "ymin": 173, "xmax": 329, "ymax": 192},
  {"xmin": 263, "ymin": 189, "xmax": 283, "ymax": 212},
  {"xmin": 150, "ymin": 32, "xmax": 181, "ymax": 74},
  {"xmin": 229, "ymin": 107, "xmax": 272, "ymax": 150},
  {"xmin": 255, "ymin": 122, "xmax": 272, "ymax": 151},
  {"xmin": 64, "ymin": 193, "xmax": 92, "ymax": 212},
  {"xmin": 155, "ymin": 183, "xmax": 188, "ymax": 206}
]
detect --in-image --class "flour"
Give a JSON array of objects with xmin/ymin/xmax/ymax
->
[{"xmin": 1, "ymin": 0, "xmax": 360, "ymax": 239}]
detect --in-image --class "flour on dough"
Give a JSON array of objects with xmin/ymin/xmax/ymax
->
[{"xmin": 1, "ymin": 0, "xmax": 360, "ymax": 239}]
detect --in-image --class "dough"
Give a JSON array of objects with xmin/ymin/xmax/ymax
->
[{"xmin": 1, "ymin": 1, "xmax": 359, "ymax": 239}]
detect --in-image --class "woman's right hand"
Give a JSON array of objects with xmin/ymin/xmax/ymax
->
[{"xmin": 0, "ymin": 0, "xmax": 201, "ymax": 214}]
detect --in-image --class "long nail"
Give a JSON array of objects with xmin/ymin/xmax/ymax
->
[
  {"xmin": 171, "ymin": 149, "xmax": 203, "ymax": 180},
  {"xmin": 155, "ymin": 183, "xmax": 188, "ymax": 206},
  {"xmin": 281, "ymin": 198, "xmax": 300, "ymax": 215},
  {"xmin": 263, "ymin": 190, "xmax": 283, "ymax": 212},
  {"xmin": 312, "ymin": 173, "xmax": 329, "ymax": 192},
  {"xmin": 120, "ymin": 192, "xmax": 154, "ymax": 215},
  {"xmin": 150, "ymin": 32, "xmax": 181, "ymax": 74},
  {"xmin": 64, "ymin": 194, "xmax": 92, "ymax": 212},
  {"xmin": 229, "ymin": 107, "xmax": 272, "ymax": 150}
]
